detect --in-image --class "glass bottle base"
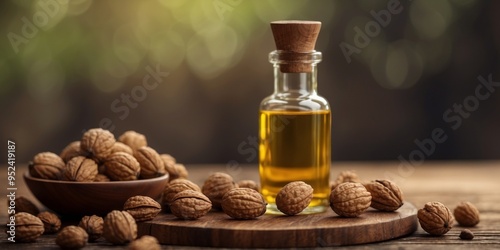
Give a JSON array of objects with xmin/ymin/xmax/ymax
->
[{"xmin": 265, "ymin": 203, "xmax": 328, "ymax": 215}]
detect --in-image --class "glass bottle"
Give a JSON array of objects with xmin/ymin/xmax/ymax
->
[{"xmin": 259, "ymin": 21, "xmax": 331, "ymax": 214}]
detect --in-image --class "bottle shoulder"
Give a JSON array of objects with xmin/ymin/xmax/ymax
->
[{"xmin": 260, "ymin": 94, "xmax": 330, "ymax": 111}]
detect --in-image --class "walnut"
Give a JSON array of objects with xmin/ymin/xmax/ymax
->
[
  {"xmin": 134, "ymin": 146, "xmax": 166, "ymax": 179},
  {"xmin": 104, "ymin": 152, "xmax": 140, "ymax": 181},
  {"xmin": 160, "ymin": 154, "xmax": 188, "ymax": 181},
  {"xmin": 202, "ymin": 172, "xmax": 237, "ymax": 209},
  {"xmin": 123, "ymin": 196, "xmax": 161, "ymax": 222},
  {"xmin": 94, "ymin": 174, "xmax": 111, "ymax": 182},
  {"xmin": 13, "ymin": 212, "xmax": 45, "ymax": 242},
  {"xmin": 237, "ymin": 180, "xmax": 259, "ymax": 191},
  {"xmin": 103, "ymin": 210, "xmax": 137, "ymax": 245},
  {"xmin": 29, "ymin": 152, "xmax": 65, "ymax": 180},
  {"xmin": 330, "ymin": 182, "xmax": 372, "ymax": 217},
  {"xmin": 78, "ymin": 215, "xmax": 104, "ymax": 242},
  {"xmin": 275, "ymin": 181, "xmax": 313, "ymax": 216},
  {"xmin": 128, "ymin": 235, "xmax": 161, "ymax": 250},
  {"xmin": 62, "ymin": 156, "xmax": 98, "ymax": 182},
  {"xmin": 37, "ymin": 211, "xmax": 61, "ymax": 234},
  {"xmin": 60, "ymin": 141, "xmax": 86, "ymax": 163},
  {"xmin": 454, "ymin": 201, "xmax": 480, "ymax": 227},
  {"xmin": 55, "ymin": 225, "xmax": 88, "ymax": 249},
  {"xmin": 110, "ymin": 142, "xmax": 134, "ymax": 155},
  {"xmin": 330, "ymin": 170, "xmax": 361, "ymax": 190},
  {"xmin": 162, "ymin": 178, "xmax": 201, "ymax": 210},
  {"xmin": 364, "ymin": 180, "xmax": 404, "ymax": 211},
  {"xmin": 13, "ymin": 196, "xmax": 39, "ymax": 215},
  {"xmin": 418, "ymin": 201, "xmax": 453, "ymax": 236},
  {"xmin": 170, "ymin": 190, "xmax": 212, "ymax": 220},
  {"xmin": 81, "ymin": 128, "xmax": 116, "ymax": 162},
  {"xmin": 221, "ymin": 188, "xmax": 267, "ymax": 219},
  {"xmin": 118, "ymin": 130, "xmax": 147, "ymax": 151}
]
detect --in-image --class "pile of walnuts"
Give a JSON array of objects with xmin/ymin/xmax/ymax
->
[{"xmin": 29, "ymin": 128, "xmax": 187, "ymax": 182}]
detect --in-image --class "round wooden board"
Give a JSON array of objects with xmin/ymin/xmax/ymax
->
[{"xmin": 138, "ymin": 202, "xmax": 418, "ymax": 248}]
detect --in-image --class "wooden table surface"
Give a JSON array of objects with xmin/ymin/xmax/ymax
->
[{"xmin": 1, "ymin": 161, "xmax": 499, "ymax": 249}]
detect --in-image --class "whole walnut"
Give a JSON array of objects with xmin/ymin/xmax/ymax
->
[
  {"xmin": 364, "ymin": 180, "xmax": 404, "ymax": 211},
  {"xmin": 202, "ymin": 172, "xmax": 237, "ymax": 209},
  {"xmin": 103, "ymin": 210, "xmax": 137, "ymax": 245},
  {"xmin": 12, "ymin": 212, "xmax": 45, "ymax": 242},
  {"xmin": 170, "ymin": 190, "xmax": 212, "ymax": 220},
  {"xmin": 330, "ymin": 170, "xmax": 361, "ymax": 190},
  {"xmin": 128, "ymin": 235, "xmax": 161, "ymax": 250},
  {"xmin": 237, "ymin": 180, "xmax": 259, "ymax": 192},
  {"xmin": 29, "ymin": 152, "xmax": 65, "ymax": 180},
  {"xmin": 62, "ymin": 156, "xmax": 98, "ymax": 182},
  {"xmin": 110, "ymin": 142, "xmax": 134, "ymax": 155},
  {"xmin": 56, "ymin": 225, "xmax": 88, "ymax": 249},
  {"xmin": 123, "ymin": 195, "xmax": 162, "ymax": 222},
  {"xmin": 330, "ymin": 182, "xmax": 372, "ymax": 217},
  {"xmin": 134, "ymin": 146, "xmax": 166, "ymax": 179},
  {"xmin": 118, "ymin": 130, "xmax": 147, "ymax": 151},
  {"xmin": 79, "ymin": 215, "xmax": 104, "ymax": 242},
  {"xmin": 418, "ymin": 201, "xmax": 454, "ymax": 236},
  {"xmin": 12, "ymin": 196, "xmax": 39, "ymax": 215},
  {"xmin": 221, "ymin": 188, "xmax": 267, "ymax": 219},
  {"xmin": 162, "ymin": 179, "xmax": 201, "ymax": 209},
  {"xmin": 454, "ymin": 201, "xmax": 480, "ymax": 227},
  {"xmin": 276, "ymin": 181, "xmax": 313, "ymax": 216},
  {"xmin": 161, "ymin": 154, "xmax": 188, "ymax": 181},
  {"xmin": 104, "ymin": 152, "xmax": 140, "ymax": 181},
  {"xmin": 60, "ymin": 141, "xmax": 86, "ymax": 163},
  {"xmin": 94, "ymin": 174, "xmax": 111, "ymax": 182},
  {"xmin": 37, "ymin": 211, "xmax": 61, "ymax": 234},
  {"xmin": 81, "ymin": 128, "xmax": 116, "ymax": 162}
]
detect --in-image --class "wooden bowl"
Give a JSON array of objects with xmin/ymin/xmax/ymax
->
[{"xmin": 23, "ymin": 172, "xmax": 169, "ymax": 217}]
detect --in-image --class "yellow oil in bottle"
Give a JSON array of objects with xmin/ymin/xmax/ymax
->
[{"xmin": 259, "ymin": 109, "xmax": 331, "ymax": 213}]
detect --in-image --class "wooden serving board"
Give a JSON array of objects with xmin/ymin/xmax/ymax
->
[{"xmin": 137, "ymin": 202, "xmax": 418, "ymax": 248}]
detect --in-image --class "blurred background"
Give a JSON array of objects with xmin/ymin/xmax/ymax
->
[{"xmin": 1, "ymin": 0, "xmax": 499, "ymax": 164}]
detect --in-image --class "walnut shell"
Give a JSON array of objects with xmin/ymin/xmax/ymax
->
[
  {"xmin": 81, "ymin": 128, "xmax": 116, "ymax": 162},
  {"xmin": 56, "ymin": 225, "xmax": 88, "ymax": 249},
  {"xmin": 110, "ymin": 142, "xmax": 134, "ymax": 155},
  {"xmin": 221, "ymin": 188, "xmax": 267, "ymax": 219},
  {"xmin": 134, "ymin": 146, "xmax": 166, "ymax": 179},
  {"xmin": 124, "ymin": 195, "xmax": 161, "ymax": 222},
  {"xmin": 160, "ymin": 154, "xmax": 188, "ymax": 181},
  {"xmin": 364, "ymin": 180, "xmax": 404, "ymax": 211},
  {"xmin": 330, "ymin": 170, "xmax": 361, "ymax": 190},
  {"xmin": 118, "ymin": 130, "xmax": 147, "ymax": 151},
  {"xmin": 170, "ymin": 190, "xmax": 212, "ymax": 220},
  {"xmin": 13, "ymin": 196, "xmax": 39, "ymax": 215},
  {"xmin": 63, "ymin": 156, "xmax": 98, "ymax": 182},
  {"xmin": 237, "ymin": 180, "xmax": 259, "ymax": 192},
  {"xmin": 454, "ymin": 201, "xmax": 480, "ymax": 227},
  {"xmin": 104, "ymin": 152, "xmax": 140, "ymax": 181},
  {"xmin": 103, "ymin": 210, "xmax": 137, "ymax": 245},
  {"xmin": 79, "ymin": 215, "xmax": 104, "ymax": 242},
  {"xmin": 202, "ymin": 172, "xmax": 237, "ymax": 209},
  {"xmin": 128, "ymin": 235, "xmax": 161, "ymax": 250},
  {"xmin": 94, "ymin": 174, "xmax": 111, "ymax": 182},
  {"xmin": 330, "ymin": 182, "xmax": 372, "ymax": 217},
  {"xmin": 162, "ymin": 179, "xmax": 201, "ymax": 209},
  {"xmin": 276, "ymin": 181, "xmax": 313, "ymax": 216},
  {"xmin": 29, "ymin": 152, "xmax": 65, "ymax": 180},
  {"xmin": 37, "ymin": 211, "xmax": 61, "ymax": 234},
  {"xmin": 418, "ymin": 201, "xmax": 454, "ymax": 235},
  {"xmin": 60, "ymin": 141, "xmax": 86, "ymax": 163},
  {"xmin": 13, "ymin": 212, "xmax": 45, "ymax": 242}
]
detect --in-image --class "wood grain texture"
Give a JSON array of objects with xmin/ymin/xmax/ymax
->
[
  {"xmin": 1, "ymin": 161, "xmax": 499, "ymax": 249},
  {"xmin": 137, "ymin": 202, "xmax": 417, "ymax": 247}
]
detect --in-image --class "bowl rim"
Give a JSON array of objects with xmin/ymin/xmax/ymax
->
[{"xmin": 23, "ymin": 171, "xmax": 169, "ymax": 185}]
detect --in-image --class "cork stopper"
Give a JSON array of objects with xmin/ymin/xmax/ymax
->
[{"xmin": 270, "ymin": 20, "xmax": 321, "ymax": 73}]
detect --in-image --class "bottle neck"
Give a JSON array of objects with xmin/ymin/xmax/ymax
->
[
  {"xmin": 269, "ymin": 50, "xmax": 322, "ymax": 97},
  {"xmin": 274, "ymin": 65, "xmax": 318, "ymax": 96}
]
